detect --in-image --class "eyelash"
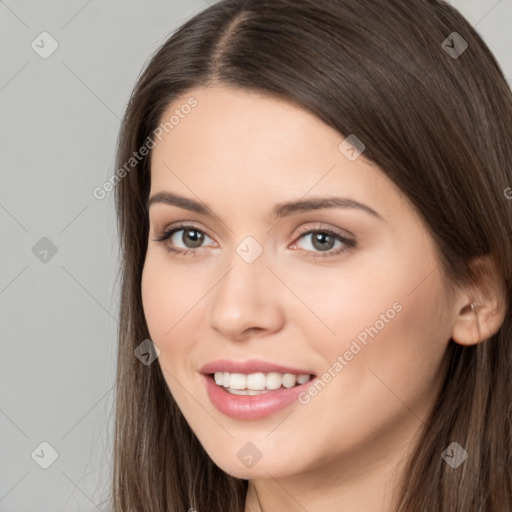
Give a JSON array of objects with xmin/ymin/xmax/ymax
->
[{"xmin": 153, "ymin": 223, "xmax": 357, "ymax": 259}]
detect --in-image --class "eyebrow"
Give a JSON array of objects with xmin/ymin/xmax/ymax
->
[{"xmin": 146, "ymin": 191, "xmax": 384, "ymax": 221}]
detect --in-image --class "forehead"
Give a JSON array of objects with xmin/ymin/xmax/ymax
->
[
  {"xmin": 153, "ymin": 85, "xmax": 338, "ymax": 166},
  {"xmin": 149, "ymin": 85, "xmax": 408, "ymax": 221}
]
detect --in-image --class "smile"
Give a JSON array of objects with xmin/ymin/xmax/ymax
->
[{"xmin": 204, "ymin": 372, "xmax": 318, "ymax": 420}]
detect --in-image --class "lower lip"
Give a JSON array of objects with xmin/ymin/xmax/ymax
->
[{"xmin": 203, "ymin": 374, "xmax": 315, "ymax": 420}]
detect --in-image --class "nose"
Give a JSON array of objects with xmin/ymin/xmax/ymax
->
[{"xmin": 208, "ymin": 248, "xmax": 286, "ymax": 341}]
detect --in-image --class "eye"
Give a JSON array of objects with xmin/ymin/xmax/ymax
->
[
  {"xmin": 153, "ymin": 222, "xmax": 357, "ymax": 259},
  {"xmin": 291, "ymin": 225, "xmax": 356, "ymax": 258},
  {"xmin": 153, "ymin": 223, "xmax": 215, "ymax": 256}
]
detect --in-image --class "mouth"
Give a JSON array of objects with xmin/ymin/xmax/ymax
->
[{"xmin": 209, "ymin": 371, "xmax": 316, "ymax": 395}]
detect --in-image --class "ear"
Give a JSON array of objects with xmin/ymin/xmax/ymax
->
[{"xmin": 451, "ymin": 256, "xmax": 507, "ymax": 346}]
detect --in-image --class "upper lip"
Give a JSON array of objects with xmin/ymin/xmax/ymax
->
[{"xmin": 200, "ymin": 358, "xmax": 315, "ymax": 376}]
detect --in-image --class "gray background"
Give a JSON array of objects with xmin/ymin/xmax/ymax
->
[{"xmin": 0, "ymin": 0, "xmax": 510, "ymax": 510}]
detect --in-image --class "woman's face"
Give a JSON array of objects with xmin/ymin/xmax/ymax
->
[{"xmin": 141, "ymin": 85, "xmax": 456, "ymax": 480}]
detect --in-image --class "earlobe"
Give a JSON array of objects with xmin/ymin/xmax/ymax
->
[
  {"xmin": 450, "ymin": 256, "xmax": 507, "ymax": 347},
  {"xmin": 451, "ymin": 297, "xmax": 506, "ymax": 347},
  {"xmin": 451, "ymin": 301, "xmax": 482, "ymax": 346}
]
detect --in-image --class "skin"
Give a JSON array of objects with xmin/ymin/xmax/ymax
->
[{"xmin": 141, "ymin": 84, "xmax": 505, "ymax": 512}]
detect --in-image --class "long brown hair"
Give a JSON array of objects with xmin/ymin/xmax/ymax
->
[{"xmin": 111, "ymin": 0, "xmax": 512, "ymax": 510}]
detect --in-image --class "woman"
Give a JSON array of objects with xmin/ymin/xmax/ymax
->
[{"xmin": 111, "ymin": 0, "xmax": 512, "ymax": 510}]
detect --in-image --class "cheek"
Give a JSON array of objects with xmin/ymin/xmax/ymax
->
[
  {"xmin": 141, "ymin": 255, "xmax": 199, "ymax": 340},
  {"xmin": 141, "ymin": 260, "xmax": 188, "ymax": 395},
  {"xmin": 140, "ymin": 255, "xmax": 210, "ymax": 394},
  {"xmin": 279, "ymin": 257, "xmax": 406, "ymax": 360},
  {"xmin": 299, "ymin": 253, "xmax": 451, "ymax": 395},
  {"xmin": 328, "ymin": 272, "xmax": 451, "ymax": 419},
  {"xmin": 141, "ymin": 258, "xmax": 168, "ymax": 339}
]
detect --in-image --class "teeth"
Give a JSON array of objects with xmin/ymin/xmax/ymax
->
[
  {"xmin": 229, "ymin": 373, "xmax": 247, "ymax": 390},
  {"xmin": 213, "ymin": 371, "xmax": 312, "ymax": 392},
  {"xmin": 282, "ymin": 373, "xmax": 297, "ymax": 388},
  {"xmin": 297, "ymin": 374, "xmax": 311, "ymax": 384},
  {"xmin": 226, "ymin": 388, "xmax": 271, "ymax": 395},
  {"xmin": 247, "ymin": 372, "xmax": 266, "ymax": 390}
]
